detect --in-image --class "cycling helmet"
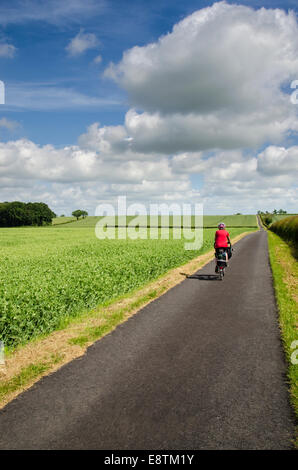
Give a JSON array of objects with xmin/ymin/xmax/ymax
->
[{"xmin": 218, "ymin": 222, "xmax": 226, "ymax": 229}]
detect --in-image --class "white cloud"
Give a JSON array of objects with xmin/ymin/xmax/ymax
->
[
  {"xmin": 170, "ymin": 146, "xmax": 298, "ymax": 214},
  {"xmin": 257, "ymin": 145, "xmax": 298, "ymax": 176},
  {"xmin": 0, "ymin": 0, "xmax": 104, "ymax": 26},
  {"xmin": 0, "ymin": 130, "xmax": 297, "ymax": 214},
  {"xmin": 0, "ymin": 117, "xmax": 19, "ymax": 130},
  {"xmin": 105, "ymin": 2, "xmax": 298, "ymax": 152},
  {"xmin": 94, "ymin": 55, "xmax": 102, "ymax": 64},
  {"xmin": 0, "ymin": 133, "xmax": 190, "ymax": 214},
  {"xmin": 0, "ymin": 138, "xmax": 177, "ymax": 184},
  {"xmin": 0, "ymin": 42, "xmax": 16, "ymax": 58},
  {"xmin": 5, "ymin": 82, "xmax": 121, "ymax": 110},
  {"xmin": 66, "ymin": 28, "xmax": 99, "ymax": 57},
  {"xmin": 106, "ymin": 2, "xmax": 298, "ymax": 114},
  {"xmin": 172, "ymin": 147, "xmax": 298, "ymax": 188},
  {"xmin": 124, "ymin": 107, "xmax": 295, "ymax": 154},
  {"xmin": 0, "ymin": 3, "xmax": 297, "ymax": 215},
  {"xmin": 78, "ymin": 122, "xmax": 129, "ymax": 155}
]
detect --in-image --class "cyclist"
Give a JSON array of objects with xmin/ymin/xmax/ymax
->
[{"xmin": 214, "ymin": 222, "xmax": 231, "ymax": 273}]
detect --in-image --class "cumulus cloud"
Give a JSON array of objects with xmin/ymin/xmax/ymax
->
[
  {"xmin": 106, "ymin": 2, "xmax": 298, "ymax": 114},
  {"xmin": 0, "ymin": 134, "xmax": 190, "ymax": 215},
  {"xmin": 172, "ymin": 147, "xmax": 298, "ymax": 187},
  {"xmin": 0, "ymin": 3, "xmax": 297, "ymax": 214},
  {"xmin": 257, "ymin": 145, "xmax": 298, "ymax": 176},
  {"xmin": 66, "ymin": 28, "xmax": 99, "ymax": 57},
  {"xmin": 179, "ymin": 148, "xmax": 298, "ymax": 213},
  {"xmin": 105, "ymin": 2, "xmax": 298, "ymax": 152},
  {"xmin": 78, "ymin": 122, "xmax": 129, "ymax": 155},
  {"xmin": 78, "ymin": 102, "xmax": 298, "ymax": 157},
  {"xmin": 0, "ymin": 129, "xmax": 297, "ymax": 214},
  {"xmin": 124, "ymin": 108, "xmax": 295, "ymax": 154},
  {"xmin": 0, "ymin": 138, "xmax": 177, "ymax": 184}
]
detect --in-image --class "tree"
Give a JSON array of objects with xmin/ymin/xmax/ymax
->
[
  {"xmin": 27, "ymin": 202, "xmax": 56, "ymax": 226},
  {"xmin": 72, "ymin": 210, "xmax": 88, "ymax": 220},
  {"xmin": 72, "ymin": 210, "xmax": 82, "ymax": 220},
  {"xmin": 0, "ymin": 201, "xmax": 56, "ymax": 227},
  {"xmin": 264, "ymin": 215, "xmax": 273, "ymax": 226}
]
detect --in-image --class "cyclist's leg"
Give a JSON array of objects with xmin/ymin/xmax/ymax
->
[{"xmin": 215, "ymin": 248, "xmax": 219, "ymax": 272}]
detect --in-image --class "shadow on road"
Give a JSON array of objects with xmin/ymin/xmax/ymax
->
[{"xmin": 182, "ymin": 273, "xmax": 220, "ymax": 281}]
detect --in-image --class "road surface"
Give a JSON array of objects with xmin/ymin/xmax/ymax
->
[{"xmin": 0, "ymin": 227, "xmax": 295, "ymax": 449}]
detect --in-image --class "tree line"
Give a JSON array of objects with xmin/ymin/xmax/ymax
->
[
  {"xmin": 258, "ymin": 209, "xmax": 288, "ymax": 227},
  {"xmin": 0, "ymin": 201, "xmax": 56, "ymax": 227}
]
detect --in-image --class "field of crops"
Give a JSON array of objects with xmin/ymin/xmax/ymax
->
[
  {"xmin": 260, "ymin": 213, "xmax": 297, "ymax": 226},
  {"xmin": 0, "ymin": 223, "xmax": 256, "ymax": 348},
  {"xmin": 52, "ymin": 216, "xmax": 76, "ymax": 225},
  {"xmin": 53, "ymin": 214, "xmax": 258, "ymax": 228},
  {"xmin": 270, "ymin": 214, "xmax": 297, "ymax": 224},
  {"xmin": 270, "ymin": 215, "xmax": 298, "ymax": 244}
]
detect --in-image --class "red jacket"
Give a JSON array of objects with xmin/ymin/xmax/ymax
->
[{"xmin": 214, "ymin": 229, "xmax": 230, "ymax": 248}]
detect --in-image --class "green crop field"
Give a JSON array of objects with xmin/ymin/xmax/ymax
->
[
  {"xmin": 52, "ymin": 216, "xmax": 76, "ymax": 225},
  {"xmin": 0, "ymin": 223, "xmax": 256, "ymax": 348},
  {"xmin": 270, "ymin": 215, "xmax": 298, "ymax": 244},
  {"xmin": 52, "ymin": 214, "xmax": 258, "ymax": 228},
  {"xmin": 270, "ymin": 214, "xmax": 297, "ymax": 224},
  {"xmin": 260, "ymin": 213, "xmax": 297, "ymax": 226},
  {"xmin": 202, "ymin": 215, "xmax": 257, "ymax": 227}
]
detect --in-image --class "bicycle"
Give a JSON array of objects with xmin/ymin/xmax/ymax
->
[{"xmin": 215, "ymin": 246, "xmax": 233, "ymax": 280}]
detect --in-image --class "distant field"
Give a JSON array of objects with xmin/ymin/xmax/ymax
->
[
  {"xmin": 52, "ymin": 217, "xmax": 76, "ymax": 225},
  {"xmin": 270, "ymin": 214, "xmax": 297, "ymax": 224},
  {"xmin": 0, "ymin": 224, "xmax": 256, "ymax": 347},
  {"xmin": 53, "ymin": 214, "xmax": 258, "ymax": 228},
  {"xmin": 203, "ymin": 215, "xmax": 257, "ymax": 227}
]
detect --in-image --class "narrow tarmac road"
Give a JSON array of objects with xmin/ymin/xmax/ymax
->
[{"xmin": 0, "ymin": 228, "xmax": 295, "ymax": 449}]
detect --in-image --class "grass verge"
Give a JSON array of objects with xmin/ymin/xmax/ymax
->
[
  {"xmin": 267, "ymin": 231, "xmax": 298, "ymax": 446},
  {"xmin": 0, "ymin": 230, "xmax": 254, "ymax": 408},
  {"xmin": 0, "ymin": 353, "xmax": 63, "ymax": 403}
]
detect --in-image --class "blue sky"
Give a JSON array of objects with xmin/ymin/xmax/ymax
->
[
  {"xmin": 1, "ymin": 0, "xmax": 297, "ymax": 146},
  {"xmin": 1, "ymin": 0, "xmax": 212, "ymax": 146},
  {"xmin": 0, "ymin": 0, "xmax": 297, "ymax": 214}
]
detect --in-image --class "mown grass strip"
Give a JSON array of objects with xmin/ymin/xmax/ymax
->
[
  {"xmin": 0, "ymin": 353, "xmax": 64, "ymax": 402},
  {"xmin": 267, "ymin": 231, "xmax": 298, "ymax": 445}
]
